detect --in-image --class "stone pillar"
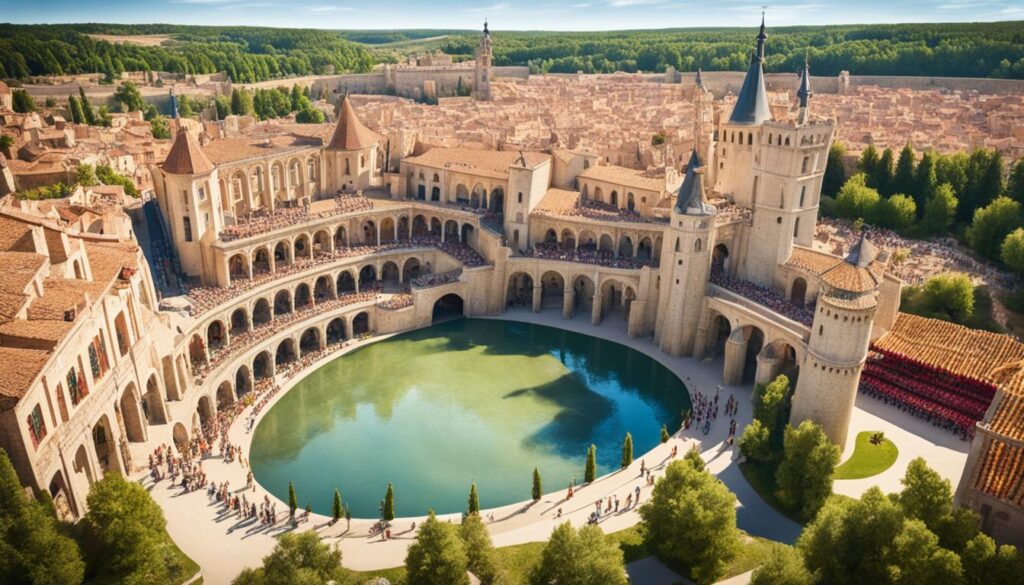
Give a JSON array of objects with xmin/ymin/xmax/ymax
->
[
  {"xmin": 722, "ymin": 330, "xmax": 748, "ymax": 386},
  {"xmin": 627, "ymin": 299, "xmax": 645, "ymax": 338},
  {"xmin": 562, "ymin": 289, "xmax": 575, "ymax": 319},
  {"xmin": 532, "ymin": 285, "xmax": 542, "ymax": 313},
  {"xmin": 591, "ymin": 292, "xmax": 604, "ymax": 326},
  {"xmin": 754, "ymin": 349, "xmax": 780, "ymax": 385},
  {"xmin": 692, "ymin": 325, "xmax": 709, "ymax": 360}
]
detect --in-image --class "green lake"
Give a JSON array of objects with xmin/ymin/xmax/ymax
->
[{"xmin": 249, "ymin": 318, "xmax": 691, "ymax": 517}]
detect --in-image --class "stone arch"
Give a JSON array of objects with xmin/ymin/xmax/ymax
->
[
  {"xmin": 275, "ymin": 338, "xmax": 297, "ymax": 365},
  {"xmin": 337, "ymin": 270, "xmax": 357, "ymax": 294},
  {"xmin": 73, "ymin": 444, "xmax": 94, "ymax": 487},
  {"xmin": 560, "ymin": 228, "xmax": 576, "ymax": 249},
  {"xmin": 762, "ymin": 340, "xmax": 800, "ymax": 385},
  {"xmin": 637, "ymin": 237, "xmax": 653, "ymax": 262},
  {"xmin": 228, "ymin": 253, "xmax": 249, "ymax": 280},
  {"xmin": 461, "ymin": 223, "xmax": 474, "ymax": 244},
  {"xmin": 253, "ymin": 351, "xmax": 273, "ymax": 379},
  {"xmin": 402, "ymin": 257, "xmax": 422, "ymax": 284},
  {"xmin": 252, "ymin": 247, "xmax": 271, "ymax": 274},
  {"xmin": 456, "ymin": 183, "xmax": 470, "ymax": 204},
  {"xmin": 253, "ymin": 298, "xmax": 272, "ymax": 325},
  {"xmin": 593, "ymin": 186, "xmax": 604, "ymax": 203},
  {"xmin": 429, "ymin": 217, "xmax": 442, "ymax": 237},
  {"xmin": 274, "ymin": 240, "xmax": 292, "ymax": 267},
  {"xmin": 274, "ymin": 289, "xmax": 292, "ymax": 316},
  {"xmin": 578, "ymin": 230, "xmax": 597, "ymax": 250},
  {"xmin": 230, "ymin": 307, "xmax": 249, "ymax": 335},
  {"xmin": 359, "ymin": 265, "xmax": 377, "ymax": 290},
  {"xmin": 739, "ymin": 325, "xmax": 766, "ymax": 384},
  {"xmin": 507, "ymin": 272, "xmax": 534, "ymax": 307},
  {"xmin": 431, "ymin": 186, "xmax": 441, "ymax": 201},
  {"xmin": 599, "ymin": 278, "xmax": 627, "ymax": 321},
  {"xmin": 572, "ymin": 274, "xmax": 596, "ymax": 310},
  {"xmin": 300, "ymin": 328, "xmax": 321, "ymax": 356},
  {"xmin": 196, "ymin": 394, "xmax": 214, "ymax": 430},
  {"xmin": 352, "ymin": 312, "xmax": 370, "ymax": 336},
  {"xmin": 216, "ymin": 380, "xmax": 235, "ymax": 410},
  {"xmin": 712, "ymin": 243, "xmax": 730, "ymax": 273},
  {"xmin": 489, "ymin": 187, "xmax": 504, "ymax": 213},
  {"xmin": 294, "ymin": 282, "xmax": 312, "ymax": 310},
  {"xmin": 294, "ymin": 233, "xmax": 312, "ymax": 260},
  {"xmin": 627, "ymin": 192, "xmax": 635, "ymax": 211},
  {"xmin": 335, "ymin": 225, "xmax": 349, "ymax": 248},
  {"xmin": 207, "ymin": 320, "xmax": 227, "ymax": 351},
  {"xmin": 610, "ymin": 190, "xmax": 619, "ymax": 207},
  {"xmin": 544, "ymin": 228, "xmax": 558, "ymax": 244},
  {"xmin": 235, "ymin": 365, "xmax": 253, "ymax": 398},
  {"xmin": 172, "ymin": 423, "xmax": 189, "ymax": 455},
  {"xmin": 541, "ymin": 270, "xmax": 565, "ymax": 306},
  {"xmin": 471, "ymin": 183, "xmax": 486, "ymax": 209},
  {"xmin": 708, "ymin": 312, "xmax": 732, "ymax": 359},
  {"xmin": 119, "ymin": 383, "xmax": 146, "ymax": 444},
  {"xmin": 618, "ymin": 235, "xmax": 634, "ymax": 257},
  {"xmin": 162, "ymin": 355, "xmax": 181, "ymax": 401},
  {"xmin": 598, "ymin": 234, "xmax": 615, "ymax": 253},
  {"xmin": 92, "ymin": 414, "xmax": 122, "ymax": 475},
  {"xmin": 790, "ymin": 277, "xmax": 808, "ymax": 308},
  {"xmin": 314, "ymin": 275, "xmax": 334, "ymax": 303},
  {"xmin": 380, "ymin": 217, "xmax": 396, "ymax": 243},
  {"xmin": 143, "ymin": 374, "xmax": 167, "ymax": 425},
  {"xmin": 381, "ymin": 261, "xmax": 400, "ymax": 288},
  {"xmin": 398, "ymin": 216, "xmax": 411, "ymax": 240},
  {"xmin": 313, "ymin": 229, "xmax": 331, "ymax": 255},
  {"xmin": 362, "ymin": 219, "xmax": 378, "ymax": 245},
  {"xmin": 432, "ymin": 293, "xmax": 465, "ymax": 323},
  {"xmin": 444, "ymin": 219, "xmax": 460, "ymax": 241},
  {"xmin": 188, "ymin": 333, "xmax": 206, "ymax": 367},
  {"xmin": 412, "ymin": 214, "xmax": 428, "ymax": 237},
  {"xmin": 327, "ymin": 318, "xmax": 347, "ymax": 344}
]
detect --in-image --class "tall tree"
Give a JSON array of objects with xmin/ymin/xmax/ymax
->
[
  {"xmin": 913, "ymin": 150, "xmax": 939, "ymax": 212},
  {"xmin": 776, "ymin": 420, "xmax": 840, "ymax": 520},
  {"xmin": 529, "ymin": 522, "xmax": 628, "ymax": 585},
  {"xmin": 966, "ymin": 196, "xmax": 1024, "ymax": 261},
  {"xmin": 460, "ymin": 513, "xmax": 500, "ymax": 585},
  {"xmin": 405, "ymin": 511, "xmax": 470, "ymax": 585},
  {"xmin": 893, "ymin": 144, "xmax": 917, "ymax": 199},
  {"xmin": 467, "ymin": 483, "xmax": 480, "ymax": 516},
  {"xmin": 79, "ymin": 87, "xmax": 96, "ymax": 126},
  {"xmin": 639, "ymin": 459, "xmax": 739, "ymax": 584},
  {"xmin": 331, "ymin": 489, "xmax": 343, "ymax": 524},
  {"xmin": 287, "ymin": 482, "xmax": 297, "ymax": 521},
  {"xmin": 0, "ymin": 449, "xmax": 84, "ymax": 585},
  {"xmin": 584, "ymin": 444, "xmax": 597, "ymax": 483},
  {"xmin": 750, "ymin": 545, "xmax": 813, "ymax": 585},
  {"xmin": 532, "ymin": 467, "xmax": 542, "ymax": 501},
  {"xmin": 12, "ymin": 89, "xmax": 37, "ymax": 113},
  {"xmin": 823, "ymin": 142, "xmax": 848, "ymax": 198},
  {"xmin": 621, "ymin": 433, "xmax": 633, "ymax": 469},
  {"xmin": 858, "ymin": 144, "xmax": 879, "ymax": 179},
  {"xmin": 1008, "ymin": 158, "xmax": 1024, "ymax": 205},
  {"xmin": 1002, "ymin": 228, "xmax": 1024, "ymax": 276},
  {"xmin": 113, "ymin": 81, "xmax": 146, "ymax": 112},
  {"xmin": 922, "ymin": 183, "xmax": 958, "ymax": 235},
  {"xmin": 383, "ymin": 482, "xmax": 395, "ymax": 522},
  {"xmin": 875, "ymin": 147, "xmax": 896, "ymax": 196}
]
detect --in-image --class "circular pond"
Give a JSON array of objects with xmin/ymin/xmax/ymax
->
[{"xmin": 250, "ymin": 319, "xmax": 691, "ymax": 517}]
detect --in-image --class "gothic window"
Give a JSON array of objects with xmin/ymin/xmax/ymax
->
[
  {"xmin": 694, "ymin": 239, "xmax": 702, "ymax": 252},
  {"xmin": 27, "ymin": 404, "xmax": 46, "ymax": 448},
  {"xmin": 747, "ymin": 133, "xmax": 753, "ymax": 145},
  {"xmin": 802, "ymin": 157, "xmax": 810, "ymax": 174}
]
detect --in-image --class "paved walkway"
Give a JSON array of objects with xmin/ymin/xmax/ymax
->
[{"xmin": 146, "ymin": 309, "xmax": 968, "ymax": 584}]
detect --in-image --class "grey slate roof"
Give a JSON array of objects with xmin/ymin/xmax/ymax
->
[
  {"xmin": 798, "ymin": 62, "xmax": 812, "ymax": 108},
  {"xmin": 675, "ymin": 149, "xmax": 716, "ymax": 216},
  {"xmin": 729, "ymin": 18, "xmax": 771, "ymax": 125},
  {"xmin": 845, "ymin": 233, "xmax": 879, "ymax": 267}
]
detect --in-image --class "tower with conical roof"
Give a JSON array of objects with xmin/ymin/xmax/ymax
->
[
  {"xmin": 474, "ymin": 20, "xmax": 493, "ymax": 101},
  {"xmin": 655, "ymin": 149, "xmax": 717, "ymax": 356},
  {"xmin": 324, "ymin": 96, "xmax": 382, "ymax": 193},
  {"xmin": 159, "ymin": 126, "xmax": 223, "ymax": 281}
]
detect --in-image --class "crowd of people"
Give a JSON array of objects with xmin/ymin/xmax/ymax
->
[
  {"xmin": 411, "ymin": 269, "xmax": 462, "ymax": 288},
  {"xmin": 527, "ymin": 242, "xmax": 647, "ymax": 269},
  {"xmin": 539, "ymin": 198, "xmax": 660, "ymax": 225},
  {"xmin": 709, "ymin": 269, "xmax": 816, "ymax": 326},
  {"xmin": 377, "ymin": 293, "xmax": 414, "ymax": 310},
  {"xmin": 682, "ymin": 385, "xmax": 737, "ymax": 441},
  {"xmin": 220, "ymin": 193, "xmax": 376, "ymax": 243}
]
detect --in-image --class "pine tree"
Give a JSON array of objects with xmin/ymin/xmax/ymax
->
[
  {"xmin": 914, "ymin": 150, "xmax": 938, "ymax": 213},
  {"xmin": 660, "ymin": 424, "xmax": 670, "ymax": 443},
  {"xmin": 822, "ymin": 142, "xmax": 847, "ymax": 198},
  {"xmin": 875, "ymin": 147, "xmax": 895, "ymax": 195},
  {"xmin": 584, "ymin": 444, "xmax": 597, "ymax": 483},
  {"xmin": 621, "ymin": 432, "xmax": 634, "ymax": 468},
  {"xmin": 532, "ymin": 467, "xmax": 542, "ymax": 501},
  {"xmin": 67, "ymin": 95, "xmax": 82, "ymax": 124},
  {"xmin": 383, "ymin": 482, "xmax": 395, "ymax": 522},
  {"xmin": 332, "ymin": 489, "xmax": 343, "ymax": 523},
  {"xmin": 287, "ymin": 482, "xmax": 297, "ymax": 521},
  {"xmin": 467, "ymin": 482, "xmax": 480, "ymax": 515},
  {"xmin": 858, "ymin": 143, "xmax": 878, "ymax": 178}
]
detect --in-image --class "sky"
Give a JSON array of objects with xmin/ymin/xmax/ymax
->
[{"xmin": 1, "ymin": 0, "xmax": 1022, "ymax": 31}]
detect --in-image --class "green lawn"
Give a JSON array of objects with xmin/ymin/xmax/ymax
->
[
  {"xmin": 344, "ymin": 524, "xmax": 775, "ymax": 584},
  {"xmin": 833, "ymin": 431, "xmax": 899, "ymax": 480},
  {"xmin": 739, "ymin": 458, "xmax": 806, "ymax": 524},
  {"xmin": 163, "ymin": 529, "xmax": 200, "ymax": 585}
]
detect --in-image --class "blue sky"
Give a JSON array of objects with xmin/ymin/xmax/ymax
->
[{"xmin": 1, "ymin": 0, "xmax": 1022, "ymax": 30}]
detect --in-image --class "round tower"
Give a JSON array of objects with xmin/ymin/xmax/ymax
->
[{"xmin": 790, "ymin": 235, "xmax": 882, "ymax": 446}]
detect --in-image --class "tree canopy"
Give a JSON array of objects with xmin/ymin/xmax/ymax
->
[{"xmin": 529, "ymin": 522, "xmax": 628, "ymax": 585}]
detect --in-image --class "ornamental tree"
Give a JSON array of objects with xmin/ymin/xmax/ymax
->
[
  {"xmin": 750, "ymin": 545, "xmax": 813, "ymax": 585},
  {"xmin": 967, "ymin": 196, "xmax": 1023, "ymax": 261},
  {"xmin": 287, "ymin": 482, "xmax": 297, "ymax": 521},
  {"xmin": 584, "ymin": 444, "xmax": 597, "ymax": 484},
  {"xmin": 776, "ymin": 420, "xmax": 840, "ymax": 520},
  {"xmin": 529, "ymin": 522, "xmax": 628, "ymax": 585},
  {"xmin": 460, "ymin": 513, "xmax": 500, "ymax": 585},
  {"xmin": 331, "ymin": 489, "xmax": 343, "ymax": 523},
  {"xmin": 467, "ymin": 482, "xmax": 480, "ymax": 515},
  {"xmin": 383, "ymin": 482, "xmax": 395, "ymax": 522},
  {"xmin": 532, "ymin": 467, "xmax": 542, "ymax": 501},
  {"xmin": 405, "ymin": 511, "xmax": 469, "ymax": 585},
  {"xmin": 232, "ymin": 530, "xmax": 344, "ymax": 585},
  {"xmin": 621, "ymin": 433, "xmax": 633, "ymax": 469}
]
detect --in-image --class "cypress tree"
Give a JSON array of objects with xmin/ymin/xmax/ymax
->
[
  {"xmin": 467, "ymin": 482, "xmax": 480, "ymax": 515},
  {"xmin": 893, "ymin": 143, "xmax": 917, "ymax": 199},
  {"xmin": 660, "ymin": 424, "xmax": 670, "ymax": 443},
  {"xmin": 288, "ymin": 481, "xmax": 297, "ymax": 521},
  {"xmin": 584, "ymin": 444, "xmax": 597, "ymax": 483},
  {"xmin": 79, "ymin": 86, "xmax": 96, "ymax": 125},
  {"xmin": 383, "ymin": 482, "xmax": 395, "ymax": 522},
  {"xmin": 67, "ymin": 95, "xmax": 81, "ymax": 124},
  {"xmin": 332, "ymin": 489, "xmax": 343, "ymax": 523},
  {"xmin": 532, "ymin": 467, "xmax": 542, "ymax": 501},
  {"xmin": 621, "ymin": 433, "xmax": 634, "ymax": 468},
  {"xmin": 858, "ymin": 143, "xmax": 878, "ymax": 178},
  {"xmin": 914, "ymin": 150, "xmax": 938, "ymax": 212},
  {"xmin": 875, "ymin": 147, "xmax": 895, "ymax": 195}
]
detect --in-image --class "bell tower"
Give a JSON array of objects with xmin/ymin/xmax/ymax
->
[{"xmin": 474, "ymin": 20, "xmax": 493, "ymax": 101}]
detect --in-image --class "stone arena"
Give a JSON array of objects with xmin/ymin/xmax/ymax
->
[{"xmin": 2, "ymin": 20, "xmax": 1023, "ymax": 584}]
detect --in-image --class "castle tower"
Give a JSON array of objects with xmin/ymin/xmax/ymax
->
[
  {"xmin": 160, "ymin": 126, "xmax": 223, "ymax": 282},
  {"xmin": 656, "ymin": 149, "xmax": 717, "ymax": 356},
  {"xmin": 741, "ymin": 53, "xmax": 834, "ymax": 285},
  {"xmin": 692, "ymin": 69, "xmax": 715, "ymax": 182},
  {"xmin": 474, "ymin": 20, "xmax": 493, "ymax": 101},
  {"xmin": 324, "ymin": 96, "xmax": 381, "ymax": 194},
  {"xmin": 790, "ymin": 235, "xmax": 881, "ymax": 446}
]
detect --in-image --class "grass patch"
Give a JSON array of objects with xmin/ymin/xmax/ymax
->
[
  {"xmin": 739, "ymin": 458, "xmax": 806, "ymax": 525},
  {"xmin": 161, "ymin": 532, "xmax": 201, "ymax": 585},
  {"xmin": 834, "ymin": 431, "xmax": 899, "ymax": 480},
  {"xmin": 343, "ymin": 524, "xmax": 775, "ymax": 584}
]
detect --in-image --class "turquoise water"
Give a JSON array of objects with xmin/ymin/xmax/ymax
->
[{"xmin": 249, "ymin": 319, "xmax": 690, "ymax": 518}]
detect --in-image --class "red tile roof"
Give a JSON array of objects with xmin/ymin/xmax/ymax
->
[
  {"xmin": 327, "ymin": 97, "xmax": 381, "ymax": 151},
  {"xmin": 162, "ymin": 128, "xmax": 214, "ymax": 175}
]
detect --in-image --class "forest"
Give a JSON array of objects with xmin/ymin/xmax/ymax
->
[{"xmin": 1, "ymin": 21, "xmax": 1022, "ymax": 84}]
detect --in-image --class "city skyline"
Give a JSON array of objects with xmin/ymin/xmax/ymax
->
[{"xmin": 2, "ymin": 0, "xmax": 1023, "ymax": 31}]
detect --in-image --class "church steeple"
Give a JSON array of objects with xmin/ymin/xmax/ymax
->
[
  {"xmin": 797, "ymin": 58, "xmax": 812, "ymax": 109},
  {"xmin": 728, "ymin": 15, "xmax": 771, "ymax": 125},
  {"xmin": 756, "ymin": 11, "xmax": 767, "ymax": 60}
]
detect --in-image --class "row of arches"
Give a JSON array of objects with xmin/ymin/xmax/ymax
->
[
  {"xmin": 541, "ymin": 228, "xmax": 661, "ymax": 264},
  {"xmin": 705, "ymin": 313, "xmax": 801, "ymax": 386},
  {"xmin": 506, "ymin": 270, "xmax": 637, "ymax": 327},
  {"xmin": 219, "ymin": 153, "xmax": 321, "ymax": 218}
]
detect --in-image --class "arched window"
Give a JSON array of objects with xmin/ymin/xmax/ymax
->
[
  {"xmin": 307, "ymin": 159, "xmax": 316, "ymax": 181},
  {"xmin": 802, "ymin": 157, "xmax": 810, "ymax": 174},
  {"xmin": 794, "ymin": 217, "xmax": 800, "ymax": 238},
  {"xmin": 674, "ymin": 238, "xmax": 680, "ymax": 252},
  {"xmin": 799, "ymin": 185, "xmax": 806, "ymax": 208},
  {"xmin": 747, "ymin": 133, "xmax": 753, "ymax": 145},
  {"xmin": 694, "ymin": 239, "xmax": 702, "ymax": 252},
  {"xmin": 344, "ymin": 158, "xmax": 351, "ymax": 176}
]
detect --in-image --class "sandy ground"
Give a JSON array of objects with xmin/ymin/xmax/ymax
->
[
  {"xmin": 86, "ymin": 33, "xmax": 174, "ymax": 47},
  {"xmin": 145, "ymin": 309, "xmax": 968, "ymax": 584}
]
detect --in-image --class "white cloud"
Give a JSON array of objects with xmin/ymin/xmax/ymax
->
[{"xmin": 463, "ymin": 2, "xmax": 512, "ymax": 13}]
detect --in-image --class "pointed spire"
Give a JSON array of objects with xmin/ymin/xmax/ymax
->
[
  {"xmin": 845, "ymin": 232, "xmax": 879, "ymax": 267},
  {"xmin": 169, "ymin": 88, "xmax": 179, "ymax": 119},
  {"xmin": 675, "ymin": 149, "xmax": 715, "ymax": 216},
  {"xmin": 756, "ymin": 10, "xmax": 767, "ymax": 60},
  {"xmin": 695, "ymin": 68, "xmax": 704, "ymax": 89},
  {"xmin": 483, "ymin": 18, "xmax": 489, "ymax": 37},
  {"xmin": 327, "ymin": 96, "xmax": 380, "ymax": 151},
  {"xmin": 162, "ymin": 126, "xmax": 214, "ymax": 175},
  {"xmin": 797, "ymin": 57, "xmax": 812, "ymax": 109},
  {"xmin": 728, "ymin": 23, "xmax": 771, "ymax": 125}
]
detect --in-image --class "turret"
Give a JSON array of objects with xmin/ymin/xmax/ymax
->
[
  {"xmin": 474, "ymin": 20, "xmax": 493, "ymax": 101},
  {"xmin": 791, "ymin": 234, "xmax": 883, "ymax": 446},
  {"xmin": 656, "ymin": 149, "xmax": 716, "ymax": 356},
  {"xmin": 797, "ymin": 59, "xmax": 812, "ymax": 125},
  {"xmin": 324, "ymin": 96, "xmax": 381, "ymax": 193},
  {"xmin": 160, "ymin": 126, "xmax": 222, "ymax": 281}
]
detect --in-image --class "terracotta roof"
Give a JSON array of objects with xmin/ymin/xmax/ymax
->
[
  {"xmin": 404, "ymin": 147, "xmax": 549, "ymax": 180},
  {"xmin": 201, "ymin": 133, "xmax": 321, "ymax": 166},
  {"xmin": 327, "ymin": 97, "xmax": 381, "ymax": 151},
  {"xmin": 0, "ymin": 215, "xmax": 38, "ymax": 253},
  {"xmin": 162, "ymin": 128, "xmax": 214, "ymax": 175},
  {"xmin": 579, "ymin": 164, "xmax": 665, "ymax": 192},
  {"xmin": 0, "ymin": 318, "xmax": 73, "ymax": 345},
  {"xmin": 873, "ymin": 313, "xmax": 1024, "ymax": 384},
  {"xmin": 786, "ymin": 245, "xmax": 884, "ymax": 293},
  {"xmin": 0, "ymin": 347, "xmax": 51, "ymax": 410}
]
